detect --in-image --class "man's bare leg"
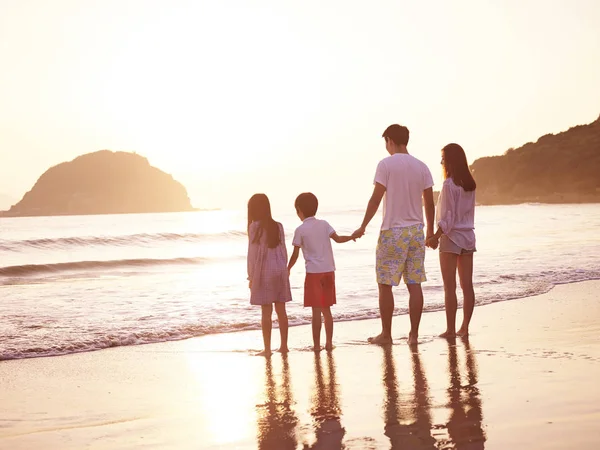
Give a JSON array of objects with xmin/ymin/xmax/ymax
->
[
  {"xmin": 369, "ymin": 283, "xmax": 394, "ymax": 345},
  {"xmin": 439, "ymin": 252, "xmax": 459, "ymax": 338},
  {"xmin": 457, "ymin": 253, "xmax": 475, "ymax": 337},
  {"xmin": 406, "ymin": 283, "xmax": 424, "ymax": 345}
]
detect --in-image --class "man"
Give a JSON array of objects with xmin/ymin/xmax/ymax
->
[{"xmin": 353, "ymin": 124, "xmax": 435, "ymax": 345}]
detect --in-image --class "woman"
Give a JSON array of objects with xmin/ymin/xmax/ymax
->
[
  {"xmin": 426, "ymin": 144, "xmax": 476, "ymax": 338},
  {"xmin": 247, "ymin": 193, "xmax": 292, "ymax": 356}
]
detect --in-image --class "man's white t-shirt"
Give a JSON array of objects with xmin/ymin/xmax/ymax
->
[
  {"xmin": 374, "ymin": 153, "xmax": 434, "ymax": 230},
  {"xmin": 292, "ymin": 217, "xmax": 336, "ymax": 273}
]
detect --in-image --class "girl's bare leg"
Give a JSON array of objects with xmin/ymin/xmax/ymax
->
[
  {"xmin": 258, "ymin": 304, "xmax": 273, "ymax": 356},
  {"xmin": 457, "ymin": 253, "xmax": 475, "ymax": 336},
  {"xmin": 274, "ymin": 302, "xmax": 289, "ymax": 353},
  {"xmin": 439, "ymin": 251, "xmax": 459, "ymax": 338}
]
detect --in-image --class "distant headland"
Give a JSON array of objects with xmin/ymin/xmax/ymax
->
[
  {"xmin": 0, "ymin": 193, "xmax": 15, "ymax": 211},
  {"xmin": 472, "ymin": 114, "xmax": 600, "ymax": 205},
  {"xmin": 1, "ymin": 151, "xmax": 195, "ymax": 217}
]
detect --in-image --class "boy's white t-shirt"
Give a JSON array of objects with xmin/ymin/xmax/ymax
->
[
  {"xmin": 374, "ymin": 153, "xmax": 434, "ymax": 230},
  {"xmin": 292, "ymin": 217, "xmax": 336, "ymax": 273}
]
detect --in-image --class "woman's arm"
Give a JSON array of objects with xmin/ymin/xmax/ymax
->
[
  {"xmin": 436, "ymin": 181, "xmax": 457, "ymax": 237},
  {"xmin": 426, "ymin": 181, "xmax": 456, "ymax": 248}
]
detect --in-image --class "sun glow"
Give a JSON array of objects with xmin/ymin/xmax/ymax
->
[
  {"xmin": 59, "ymin": 2, "xmax": 325, "ymax": 180},
  {"xmin": 1, "ymin": 1, "xmax": 600, "ymax": 208},
  {"xmin": 186, "ymin": 353, "xmax": 262, "ymax": 445}
]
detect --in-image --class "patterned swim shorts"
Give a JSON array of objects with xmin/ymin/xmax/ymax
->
[{"xmin": 376, "ymin": 224, "xmax": 427, "ymax": 286}]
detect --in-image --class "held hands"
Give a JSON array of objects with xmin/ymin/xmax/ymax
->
[
  {"xmin": 351, "ymin": 226, "xmax": 366, "ymax": 240},
  {"xmin": 425, "ymin": 234, "xmax": 439, "ymax": 250}
]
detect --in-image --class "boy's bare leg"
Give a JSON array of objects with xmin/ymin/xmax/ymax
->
[
  {"xmin": 439, "ymin": 252, "xmax": 459, "ymax": 338},
  {"xmin": 322, "ymin": 306, "xmax": 334, "ymax": 351},
  {"xmin": 312, "ymin": 307, "xmax": 322, "ymax": 351},
  {"xmin": 257, "ymin": 304, "xmax": 273, "ymax": 356},
  {"xmin": 457, "ymin": 253, "xmax": 475, "ymax": 337},
  {"xmin": 369, "ymin": 284, "xmax": 394, "ymax": 345},
  {"xmin": 407, "ymin": 283, "xmax": 424, "ymax": 345},
  {"xmin": 274, "ymin": 302, "xmax": 289, "ymax": 353}
]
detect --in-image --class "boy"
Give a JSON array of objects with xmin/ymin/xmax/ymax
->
[{"xmin": 288, "ymin": 192, "xmax": 356, "ymax": 351}]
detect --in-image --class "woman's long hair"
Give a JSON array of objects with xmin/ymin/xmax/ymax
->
[
  {"xmin": 442, "ymin": 143, "xmax": 476, "ymax": 192},
  {"xmin": 247, "ymin": 194, "xmax": 281, "ymax": 248}
]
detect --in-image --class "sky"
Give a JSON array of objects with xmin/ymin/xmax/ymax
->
[{"xmin": 0, "ymin": 0, "xmax": 599, "ymax": 211}]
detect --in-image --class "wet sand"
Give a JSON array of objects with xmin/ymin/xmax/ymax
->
[{"xmin": 1, "ymin": 280, "xmax": 599, "ymax": 449}]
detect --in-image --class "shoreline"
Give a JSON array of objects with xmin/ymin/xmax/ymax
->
[
  {"xmin": 3, "ymin": 275, "xmax": 597, "ymax": 362},
  {"xmin": 1, "ymin": 280, "xmax": 599, "ymax": 449},
  {"xmin": 2, "ymin": 201, "xmax": 600, "ymax": 218}
]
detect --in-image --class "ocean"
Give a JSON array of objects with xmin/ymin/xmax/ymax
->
[{"xmin": 1, "ymin": 203, "xmax": 599, "ymax": 360}]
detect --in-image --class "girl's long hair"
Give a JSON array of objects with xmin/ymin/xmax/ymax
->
[
  {"xmin": 442, "ymin": 143, "xmax": 476, "ymax": 192},
  {"xmin": 247, "ymin": 194, "xmax": 281, "ymax": 248}
]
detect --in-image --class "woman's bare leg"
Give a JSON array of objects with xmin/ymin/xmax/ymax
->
[
  {"xmin": 439, "ymin": 251, "xmax": 459, "ymax": 338},
  {"xmin": 457, "ymin": 253, "xmax": 475, "ymax": 336},
  {"xmin": 274, "ymin": 302, "xmax": 289, "ymax": 353}
]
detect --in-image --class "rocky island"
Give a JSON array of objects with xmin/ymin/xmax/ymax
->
[
  {"xmin": 1, "ymin": 151, "xmax": 194, "ymax": 217},
  {"xmin": 472, "ymin": 114, "xmax": 600, "ymax": 205}
]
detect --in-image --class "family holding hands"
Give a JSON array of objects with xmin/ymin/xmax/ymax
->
[{"xmin": 247, "ymin": 124, "xmax": 477, "ymax": 356}]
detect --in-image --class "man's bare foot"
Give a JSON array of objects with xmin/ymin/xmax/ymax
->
[
  {"xmin": 277, "ymin": 347, "xmax": 289, "ymax": 354},
  {"xmin": 313, "ymin": 345, "xmax": 323, "ymax": 353},
  {"xmin": 408, "ymin": 333, "xmax": 419, "ymax": 346},
  {"xmin": 457, "ymin": 328, "xmax": 469, "ymax": 337},
  {"xmin": 325, "ymin": 343, "xmax": 335, "ymax": 352},
  {"xmin": 255, "ymin": 350, "xmax": 272, "ymax": 357},
  {"xmin": 368, "ymin": 334, "xmax": 393, "ymax": 345},
  {"xmin": 439, "ymin": 330, "xmax": 456, "ymax": 339}
]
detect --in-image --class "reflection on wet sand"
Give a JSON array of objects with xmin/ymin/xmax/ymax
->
[
  {"xmin": 255, "ymin": 356, "xmax": 298, "ymax": 449},
  {"xmin": 380, "ymin": 340, "xmax": 486, "ymax": 449},
  {"xmin": 253, "ymin": 339, "xmax": 485, "ymax": 449},
  {"xmin": 307, "ymin": 352, "xmax": 345, "ymax": 449},
  {"xmin": 381, "ymin": 345, "xmax": 437, "ymax": 449},
  {"xmin": 443, "ymin": 338, "xmax": 486, "ymax": 449}
]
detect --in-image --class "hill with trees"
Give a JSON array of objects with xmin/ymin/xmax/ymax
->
[{"xmin": 471, "ymin": 115, "xmax": 600, "ymax": 204}]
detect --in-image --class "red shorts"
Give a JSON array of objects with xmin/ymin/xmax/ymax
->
[{"xmin": 304, "ymin": 272, "xmax": 336, "ymax": 308}]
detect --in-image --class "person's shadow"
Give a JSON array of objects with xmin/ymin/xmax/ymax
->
[
  {"xmin": 444, "ymin": 338, "xmax": 486, "ymax": 449},
  {"xmin": 255, "ymin": 356, "xmax": 298, "ymax": 450},
  {"xmin": 305, "ymin": 352, "xmax": 345, "ymax": 449},
  {"xmin": 381, "ymin": 345, "xmax": 437, "ymax": 449}
]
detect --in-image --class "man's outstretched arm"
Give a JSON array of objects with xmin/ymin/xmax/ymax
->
[{"xmin": 353, "ymin": 183, "xmax": 386, "ymax": 238}]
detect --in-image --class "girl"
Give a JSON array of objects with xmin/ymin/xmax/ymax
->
[
  {"xmin": 426, "ymin": 144, "xmax": 477, "ymax": 338},
  {"xmin": 247, "ymin": 194, "xmax": 292, "ymax": 356}
]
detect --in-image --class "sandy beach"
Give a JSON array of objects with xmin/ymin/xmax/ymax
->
[{"xmin": 1, "ymin": 280, "xmax": 599, "ymax": 449}]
